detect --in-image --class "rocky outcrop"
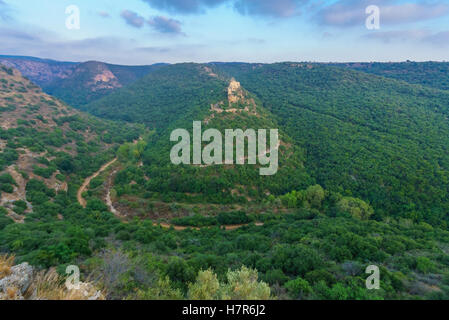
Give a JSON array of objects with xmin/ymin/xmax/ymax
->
[
  {"xmin": 228, "ymin": 79, "xmax": 244, "ymax": 104},
  {"xmin": 0, "ymin": 259, "xmax": 104, "ymax": 300},
  {"xmin": 0, "ymin": 263, "xmax": 33, "ymax": 300}
]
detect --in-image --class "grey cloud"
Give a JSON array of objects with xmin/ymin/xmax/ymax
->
[
  {"xmin": 381, "ymin": 2, "xmax": 449, "ymax": 24},
  {"xmin": 424, "ymin": 31, "xmax": 449, "ymax": 46},
  {"xmin": 142, "ymin": 0, "xmax": 227, "ymax": 14},
  {"xmin": 363, "ymin": 29, "xmax": 430, "ymax": 42},
  {"xmin": 0, "ymin": 27, "xmax": 134, "ymax": 63},
  {"xmin": 137, "ymin": 46, "xmax": 172, "ymax": 53},
  {"xmin": 147, "ymin": 16, "xmax": 184, "ymax": 34},
  {"xmin": 121, "ymin": 10, "xmax": 145, "ymax": 28},
  {"xmin": 0, "ymin": 28, "xmax": 40, "ymax": 41},
  {"xmin": 98, "ymin": 11, "xmax": 110, "ymax": 18},
  {"xmin": 0, "ymin": 27, "xmax": 195, "ymax": 64},
  {"xmin": 316, "ymin": 0, "xmax": 449, "ymax": 27},
  {"xmin": 234, "ymin": 0, "xmax": 307, "ymax": 18},
  {"xmin": 363, "ymin": 29, "xmax": 449, "ymax": 46},
  {"xmin": 142, "ymin": 0, "xmax": 308, "ymax": 18}
]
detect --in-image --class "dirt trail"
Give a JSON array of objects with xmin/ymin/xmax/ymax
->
[
  {"xmin": 105, "ymin": 170, "xmax": 119, "ymax": 215},
  {"xmin": 153, "ymin": 222, "xmax": 264, "ymax": 231},
  {"xmin": 77, "ymin": 158, "xmax": 117, "ymax": 208},
  {"xmin": 79, "ymin": 157, "xmax": 264, "ymax": 231}
]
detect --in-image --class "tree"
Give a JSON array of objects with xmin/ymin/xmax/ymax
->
[
  {"xmin": 416, "ymin": 257, "xmax": 435, "ymax": 274},
  {"xmin": 188, "ymin": 269, "xmax": 220, "ymax": 300},
  {"xmin": 135, "ymin": 277, "xmax": 183, "ymax": 300},
  {"xmin": 337, "ymin": 197, "xmax": 374, "ymax": 220},
  {"xmin": 166, "ymin": 257, "xmax": 195, "ymax": 288},
  {"xmin": 285, "ymin": 277, "xmax": 311, "ymax": 299},
  {"xmin": 117, "ymin": 144, "xmax": 130, "ymax": 162},
  {"xmin": 221, "ymin": 266, "xmax": 272, "ymax": 300},
  {"xmin": 305, "ymin": 185, "xmax": 325, "ymax": 209}
]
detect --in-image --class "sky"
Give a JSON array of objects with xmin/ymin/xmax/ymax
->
[{"xmin": 0, "ymin": 0, "xmax": 448, "ymax": 65}]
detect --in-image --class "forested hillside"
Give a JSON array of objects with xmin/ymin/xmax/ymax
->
[
  {"xmin": 87, "ymin": 62, "xmax": 449, "ymax": 227},
  {"xmin": 0, "ymin": 65, "xmax": 142, "ymax": 263},
  {"xmin": 3, "ymin": 61, "xmax": 449, "ymax": 300},
  {"xmin": 84, "ymin": 64, "xmax": 228, "ymax": 128},
  {"xmin": 333, "ymin": 61, "xmax": 449, "ymax": 91},
  {"xmin": 0, "ymin": 56, "xmax": 162, "ymax": 107},
  {"xmin": 72, "ymin": 62, "xmax": 449, "ymax": 300},
  {"xmin": 103, "ymin": 67, "xmax": 312, "ymax": 217},
  {"xmin": 44, "ymin": 61, "xmax": 163, "ymax": 107}
]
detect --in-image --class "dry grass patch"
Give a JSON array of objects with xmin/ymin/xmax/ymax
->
[
  {"xmin": 26, "ymin": 268, "xmax": 105, "ymax": 300},
  {"xmin": 0, "ymin": 254, "xmax": 15, "ymax": 280}
]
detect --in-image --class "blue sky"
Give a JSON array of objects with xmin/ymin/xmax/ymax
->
[{"xmin": 0, "ymin": 0, "xmax": 448, "ymax": 64}]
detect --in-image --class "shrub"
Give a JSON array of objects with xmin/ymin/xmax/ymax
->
[
  {"xmin": 337, "ymin": 197, "xmax": 374, "ymax": 220},
  {"xmin": 285, "ymin": 277, "xmax": 312, "ymax": 299}
]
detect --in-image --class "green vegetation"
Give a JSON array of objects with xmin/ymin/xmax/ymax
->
[
  {"xmin": 3, "ymin": 61, "xmax": 449, "ymax": 300},
  {"xmin": 213, "ymin": 63, "xmax": 449, "ymax": 227},
  {"xmin": 334, "ymin": 61, "xmax": 449, "ymax": 91},
  {"xmin": 0, "ymin": 173, "xmax": 16, "ymax": 193},
  {"xmin": 84, "ymin": 64, "xmax": 228, "ymax": 129},
  {"xmin": 43, "ymin": 62, "xmax": 162, "ymax": 107}
]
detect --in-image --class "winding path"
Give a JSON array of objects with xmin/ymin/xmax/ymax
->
[
  {"xmin": 77, "ymin": 158, "xmax": 264, "ymax": 231},
  {"xmin": 153, "ymin": 222, "xmax": 264, "ymax": 231},
  {"xmin": 77, "ymin": 158, "xmax": 117, "ymax": 208}
]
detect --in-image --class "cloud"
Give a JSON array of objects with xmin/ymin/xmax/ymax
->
[
  {"xmin": 0, "ymin": 0, "xmax": 12, "ymax": 21},
  {"xmin": 234, "ymin": 0, "xmax": 307, "ymax": 18},
  {"xmin": 0, "ymin": 29, "xmax": 40, "ymax": 43},
  {"xmin": 425, "ymin": 31, "xmax": 449, "ymax": 46},
  {"xmin": 142, "ymin": 0, "xmax": 308, "ymax": 18},
  {"xmin": 136, "ymin": 46, "xmax": 172, "ymax": 53},
  {"xmin": 98, "ymin": 11, "xmax": 110, "ymax": 18},
  {"xmin": 120, "ymin": 9, "xmax": 184, "ymax": 35},
  {"xmin": 120, "ymin": 10, "xmax": 145, "ymax": 28},
  {"xmin": 363, "ymin": 29, "xmax": 430, "ymax": 42},
  {"xmin": 142, "ymin": 0, "xmax": 227, "ymax": 14},
  {"xmin": 0, "ymin": 26, "xmax": 220, "ymax": 64},
  {"xmin": 0, "ymin": 27, "xmax": 159, "ymax": 64},
  {"xmin": 316, "ymin": 0, "xmax": 449, "ymax": 27},
  {"xmin": 363, "ymin": 29, "xmax": 449, "ymax": 46},
  {"xmin": 381, "ymin": 2, "xmax": 449, "ymax": 24},
  {"xmin": 147, "ymin": 16, "xmax": 184, "ymax": 34}
]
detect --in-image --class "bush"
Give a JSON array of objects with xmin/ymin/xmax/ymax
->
[
  {"xmin": 337, "ymin": 197, "xmax": 374, "ymax": 220},
  {"xmin": 262, "ymin": 269, "xmax": 289, "ymax": 285},
  {"xmin": 0, "ymin": 183, "xmax": 14, "ymax": 193},
  {"xmin": 285, "ymin": 277, "xmax": 312, "ymax": 299},
  {"xmin": 416, "ymin": 257, "xmax": 436, "ymax": 274},
  {"xmin": 0, "ymin": 173, "xmax": 16, "ymax": 185},
  {"xmin": 217, "ymin": 211, "xmax": 251, "ymax": 225}
]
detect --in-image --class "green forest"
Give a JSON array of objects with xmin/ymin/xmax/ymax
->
[{"xmin": 2, "ymin": 61, "xmax": 449, "ymax": 300}]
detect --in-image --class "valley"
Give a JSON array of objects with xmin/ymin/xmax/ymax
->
[{"xmin": 2, "ymin": 58, "xmax": 449, "ymax": 300}]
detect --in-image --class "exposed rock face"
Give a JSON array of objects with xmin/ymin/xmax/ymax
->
[
  {"xmin": 0, "ymin": 263, "xmax": 33, "ymax": 300},
  {"xmin": 203, "ymin": 79, "xmax": 258, "ymax": 124},
  {"xmin": 228, "ymin": 79, "xmax": 244, "ymax": 104},
  {"xmin": 0, "ymin": 57, "xmax": 76, "ymax": 86},
  {"xmin": 85, "ymin": 63, "xmax": 122, "ymax": 91}
]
